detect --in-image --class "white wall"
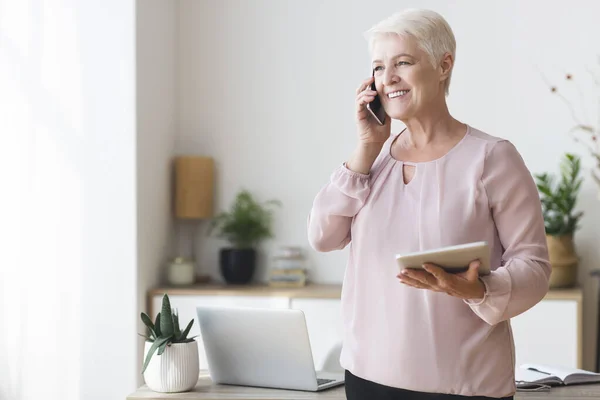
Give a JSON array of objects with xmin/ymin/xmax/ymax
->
[
  {"xmin": 178, "ymin": 0, "xmax": 600, "ymax": 370},
  {"xmin": 136, "ymin": 0, "xmax": 178, "ymax": 385},
  {"xmin": 0, "ymin": 0, "xmax": 138, "ymax": 399},
  {"xmin": 76, "ymin": 1, "xmax": 138, "ymax": 399}
]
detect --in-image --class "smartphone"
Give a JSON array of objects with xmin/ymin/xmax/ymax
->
[{"xmin": 366, "ymin": 72, "xmax": 386, "ymax": 125}]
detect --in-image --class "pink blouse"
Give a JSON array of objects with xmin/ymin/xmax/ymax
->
[{"xmin": 307, "ymin": 124, "xmax": 550, "ymax": 397}]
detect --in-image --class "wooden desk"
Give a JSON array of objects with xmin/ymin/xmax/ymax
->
[{"xmin": 127, "ymin": 374, "xmax": 600, "ymax": 400}]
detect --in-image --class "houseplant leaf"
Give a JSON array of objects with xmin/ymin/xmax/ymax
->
[
  {"xmin": 160, "ymin": 294, "xmax": 174, "ymax": 338},
  {"xmin": 141, "ymin": 312, "xmax": 154, "ymax": 330},
  {"xmin": 154, "ymin": 313, "xmax": 162, "ymax": 337},
  {"xmin": 535, "ymin": 153, "xmax": 583, "ymax": 237},
  {"xmin": 141, "ymin": 312, "xmax": 157, "ymax": 339},
  {"xmin": 179, "ymin": 319, "xmax": 194, "ymax": 341},
  {"xmin": 173, "ymin": 312, "xmax": 181, "ymax": 339},
  {"xmin": 208, "ymin": 190, "xmax": 281, "ymax": 249},
  {"xmin": 141, "ymin": 336, "xmax": 171, "ymax": 374},
  {"xmin": 157, "ymin": 341, "xmax": 169, "ymax": 356}
]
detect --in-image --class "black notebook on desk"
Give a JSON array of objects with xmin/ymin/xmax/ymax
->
[{"xmin": 516, "ymin": 364, "xmax": 600, "ymax": 389}]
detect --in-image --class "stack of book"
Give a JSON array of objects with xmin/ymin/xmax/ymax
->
[
  {"xmin": 268, "ymin": 268, "xmax": 307, "ymax": 287},
  {"xmin": 268, "ymin": 246, "xmax": 308, "ymax": 287}
]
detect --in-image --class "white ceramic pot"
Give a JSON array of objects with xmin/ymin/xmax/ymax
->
[{"xmin": 143, "ymin": 340, "xmax": 199, "ymax": 393}]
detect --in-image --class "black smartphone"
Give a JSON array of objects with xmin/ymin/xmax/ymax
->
[{"xmin": 366, "ymin": 72, "xmax": 386, "ymax": 125}]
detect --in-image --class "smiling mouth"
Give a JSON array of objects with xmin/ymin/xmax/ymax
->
[{"xmin": 388, "ymin": 90, "xmax": 410, "ymax": 99}]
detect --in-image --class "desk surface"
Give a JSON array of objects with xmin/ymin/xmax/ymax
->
[{"xmin": 127, "ymin": 375, "xmax": 600, "ymax": 400}]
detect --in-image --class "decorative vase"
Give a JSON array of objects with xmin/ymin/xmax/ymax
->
[
  {"xmin": 546, "ymin": 234, "xmax": 578, "ymax": 288},
  {"xmin": 143, "ymin": 340, "xmax": 199, "ymax": 393},
  {"xmin": 220, "ymin": 248, "xmax": 256, "ymax": 284}
]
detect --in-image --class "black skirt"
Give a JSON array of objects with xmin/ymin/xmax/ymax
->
[{"xmin": 344, "ymin": 370, "xmax": 514, "ymax": 400}]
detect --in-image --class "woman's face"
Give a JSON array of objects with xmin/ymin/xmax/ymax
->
[{"xmin": 371, "ymin": 34, "xmax": 448, "ymax": 120}]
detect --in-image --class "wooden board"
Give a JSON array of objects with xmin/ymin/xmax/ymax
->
[
  {"xmin": 127, "ymin": 374, "xmax": 600, "ymax": 400},
  {"xmin": 149, "ymin": 283, "xmax": 580, "ymax": 301}
]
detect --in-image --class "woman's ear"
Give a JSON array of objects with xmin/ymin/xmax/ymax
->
[{"xmin": 439, "ymin": 52, "xmax": 453, "ymax": 82}]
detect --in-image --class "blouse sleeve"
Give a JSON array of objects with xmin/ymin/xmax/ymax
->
[
  {"xmin": 307, "ymin": 163, "xmax": 371, "ymax": 252},
  {"xmin": 465, "ymin": 140, "xmax": 551, "ymax": 326}
]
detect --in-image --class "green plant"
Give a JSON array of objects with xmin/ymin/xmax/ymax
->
[
  {"xmin": 208, "ymin": 189, "xmax": 281, "ymax": 249},
  {"xmin": 534, "ymin": 153, "xmax": 584, "ymax": 236},
  {"xmin": 139, "ymin": 294, "xmax": 196, "ymax": 374}
]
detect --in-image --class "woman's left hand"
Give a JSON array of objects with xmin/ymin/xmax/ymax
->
[{"xmin": 397, "ymin": 260, "xmax": 485, "ymax": 301}]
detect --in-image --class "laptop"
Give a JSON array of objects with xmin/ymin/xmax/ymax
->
[{"xmin": 195, "ymin": 305, "xmax": 345, "ymax": 392}]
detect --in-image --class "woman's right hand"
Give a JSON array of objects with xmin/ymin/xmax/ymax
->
[{"xmin": 355, "ymin": 76, "xmax": 391, "ymax": 147}]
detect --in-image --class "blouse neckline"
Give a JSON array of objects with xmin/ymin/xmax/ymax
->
[{"xmin": 388, "ymin": 124, "xmax": 471, "ymax": 165}]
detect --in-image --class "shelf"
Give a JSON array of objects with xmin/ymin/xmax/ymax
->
[
  {"xmin": 149, "ymin": 283, "xmax": 342, "ymax": 299},
  {"xmin": 149, "ymin": 283, "xmax": 581, "ymax": 301}
]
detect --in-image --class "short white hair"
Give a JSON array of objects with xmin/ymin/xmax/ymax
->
[{"xmin": 364, "ymin": 9, "xmax": 456, "ymax": 95}]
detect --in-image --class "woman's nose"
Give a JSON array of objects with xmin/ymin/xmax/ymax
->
[{"xmin": 383, "ymin": 70, "xmax": 400, "ymax": 86}]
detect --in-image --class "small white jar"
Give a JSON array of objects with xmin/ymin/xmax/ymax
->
[{"xmin": 167, "ymin": 257, "xmax": 195, "ymax": 285}]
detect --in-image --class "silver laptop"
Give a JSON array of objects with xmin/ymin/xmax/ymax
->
[{"xmin": 196, "ymin": 305, "xmax": 345, "ymax": 392}]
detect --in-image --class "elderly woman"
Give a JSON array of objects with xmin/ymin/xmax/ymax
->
[{"xmin": 307, "ymin": 9, "xmax": 550, "ymax": 400}]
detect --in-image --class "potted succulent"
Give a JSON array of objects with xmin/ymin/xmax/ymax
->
[
  {"xmin": 534, "ymin": 153, "xmax": 584, "ymax": 288},
  {"xmin": 208, "ymin": 189, "xmax": 281, "ymax": 284},
  {"xmin": 140, "ymin": 294, "xmax": 199, "ymax": 393}
]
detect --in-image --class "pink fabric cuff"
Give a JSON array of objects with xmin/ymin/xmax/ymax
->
[
  {"xmin": 463, "ymin": 277, "xmax": 489, "ymax": 306},
  {"xmin": 330, "ymin": 163, "xmax": 370, "ymax": 200},
  {"xmin": 463, "ymin": 270, "xmax": 512, "ymax": 325},
  {"xmin": 340, "ymin": 162, "xmax": 370, "ymax": 179}
]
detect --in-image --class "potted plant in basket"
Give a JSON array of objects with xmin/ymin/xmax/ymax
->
[
  {"xmin": 208, "ymin": 189, "xmax": 281, "ymax": 284},
  {"xmin": 140, "ymin": 294, "xmax": 199, "ymax": 393},
  {"xmin": 534, "ymin": 153, "xmax": 584, "ymax": 288}
]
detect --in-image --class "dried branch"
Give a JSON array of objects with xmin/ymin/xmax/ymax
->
[
  {"xmin": 554, "ymin": 90, "xmax": 586, "ymax": 127},
  {"xmin": 586, "ymin": 66, "xmax": 600, "ymax": 87},
  {"xmin": 565, "ymin": 73, "xmax": 591, "ymax": 124},
  {"xmin": 568, "ymin": 125, "xmax": 600, "ymax": 160},
  {"xmin": 543, "ymin": 64, "xmax": 600, "ymax": 189},
  {"xmin": 568, "ymin": 124, "xmax": 596, "ymax": 134}
]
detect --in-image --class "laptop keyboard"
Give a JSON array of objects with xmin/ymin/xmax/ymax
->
[{"xmin": 317, "ymin": 378, "xmax": 335, "ymax": 386}]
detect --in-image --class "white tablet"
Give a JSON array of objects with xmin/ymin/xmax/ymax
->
[{"xmin": 395, "ymin": 241, "xmax": 491, "ymax": 276}]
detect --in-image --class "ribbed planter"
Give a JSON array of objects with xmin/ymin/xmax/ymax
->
[
  {"xmin": 143, "ymin": 340, "xmax": 199, "ymax": 393},
  {"xmin": 547, "ymin": 234, "xmax": 578, "ymax": 288}
]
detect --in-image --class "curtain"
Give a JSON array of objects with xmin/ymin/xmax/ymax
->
[{"xmin": 0, "ymin": 1, "xmax": 82, "ymax": 399}]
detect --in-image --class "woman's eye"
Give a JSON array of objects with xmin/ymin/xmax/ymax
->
[
  {"xmin": 373, "ymin": 66, "xmax": 383, "ymax": 72},
  {"xmin": 396, "ymin": 61, "xmax": 410, "ymax": 66}
]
